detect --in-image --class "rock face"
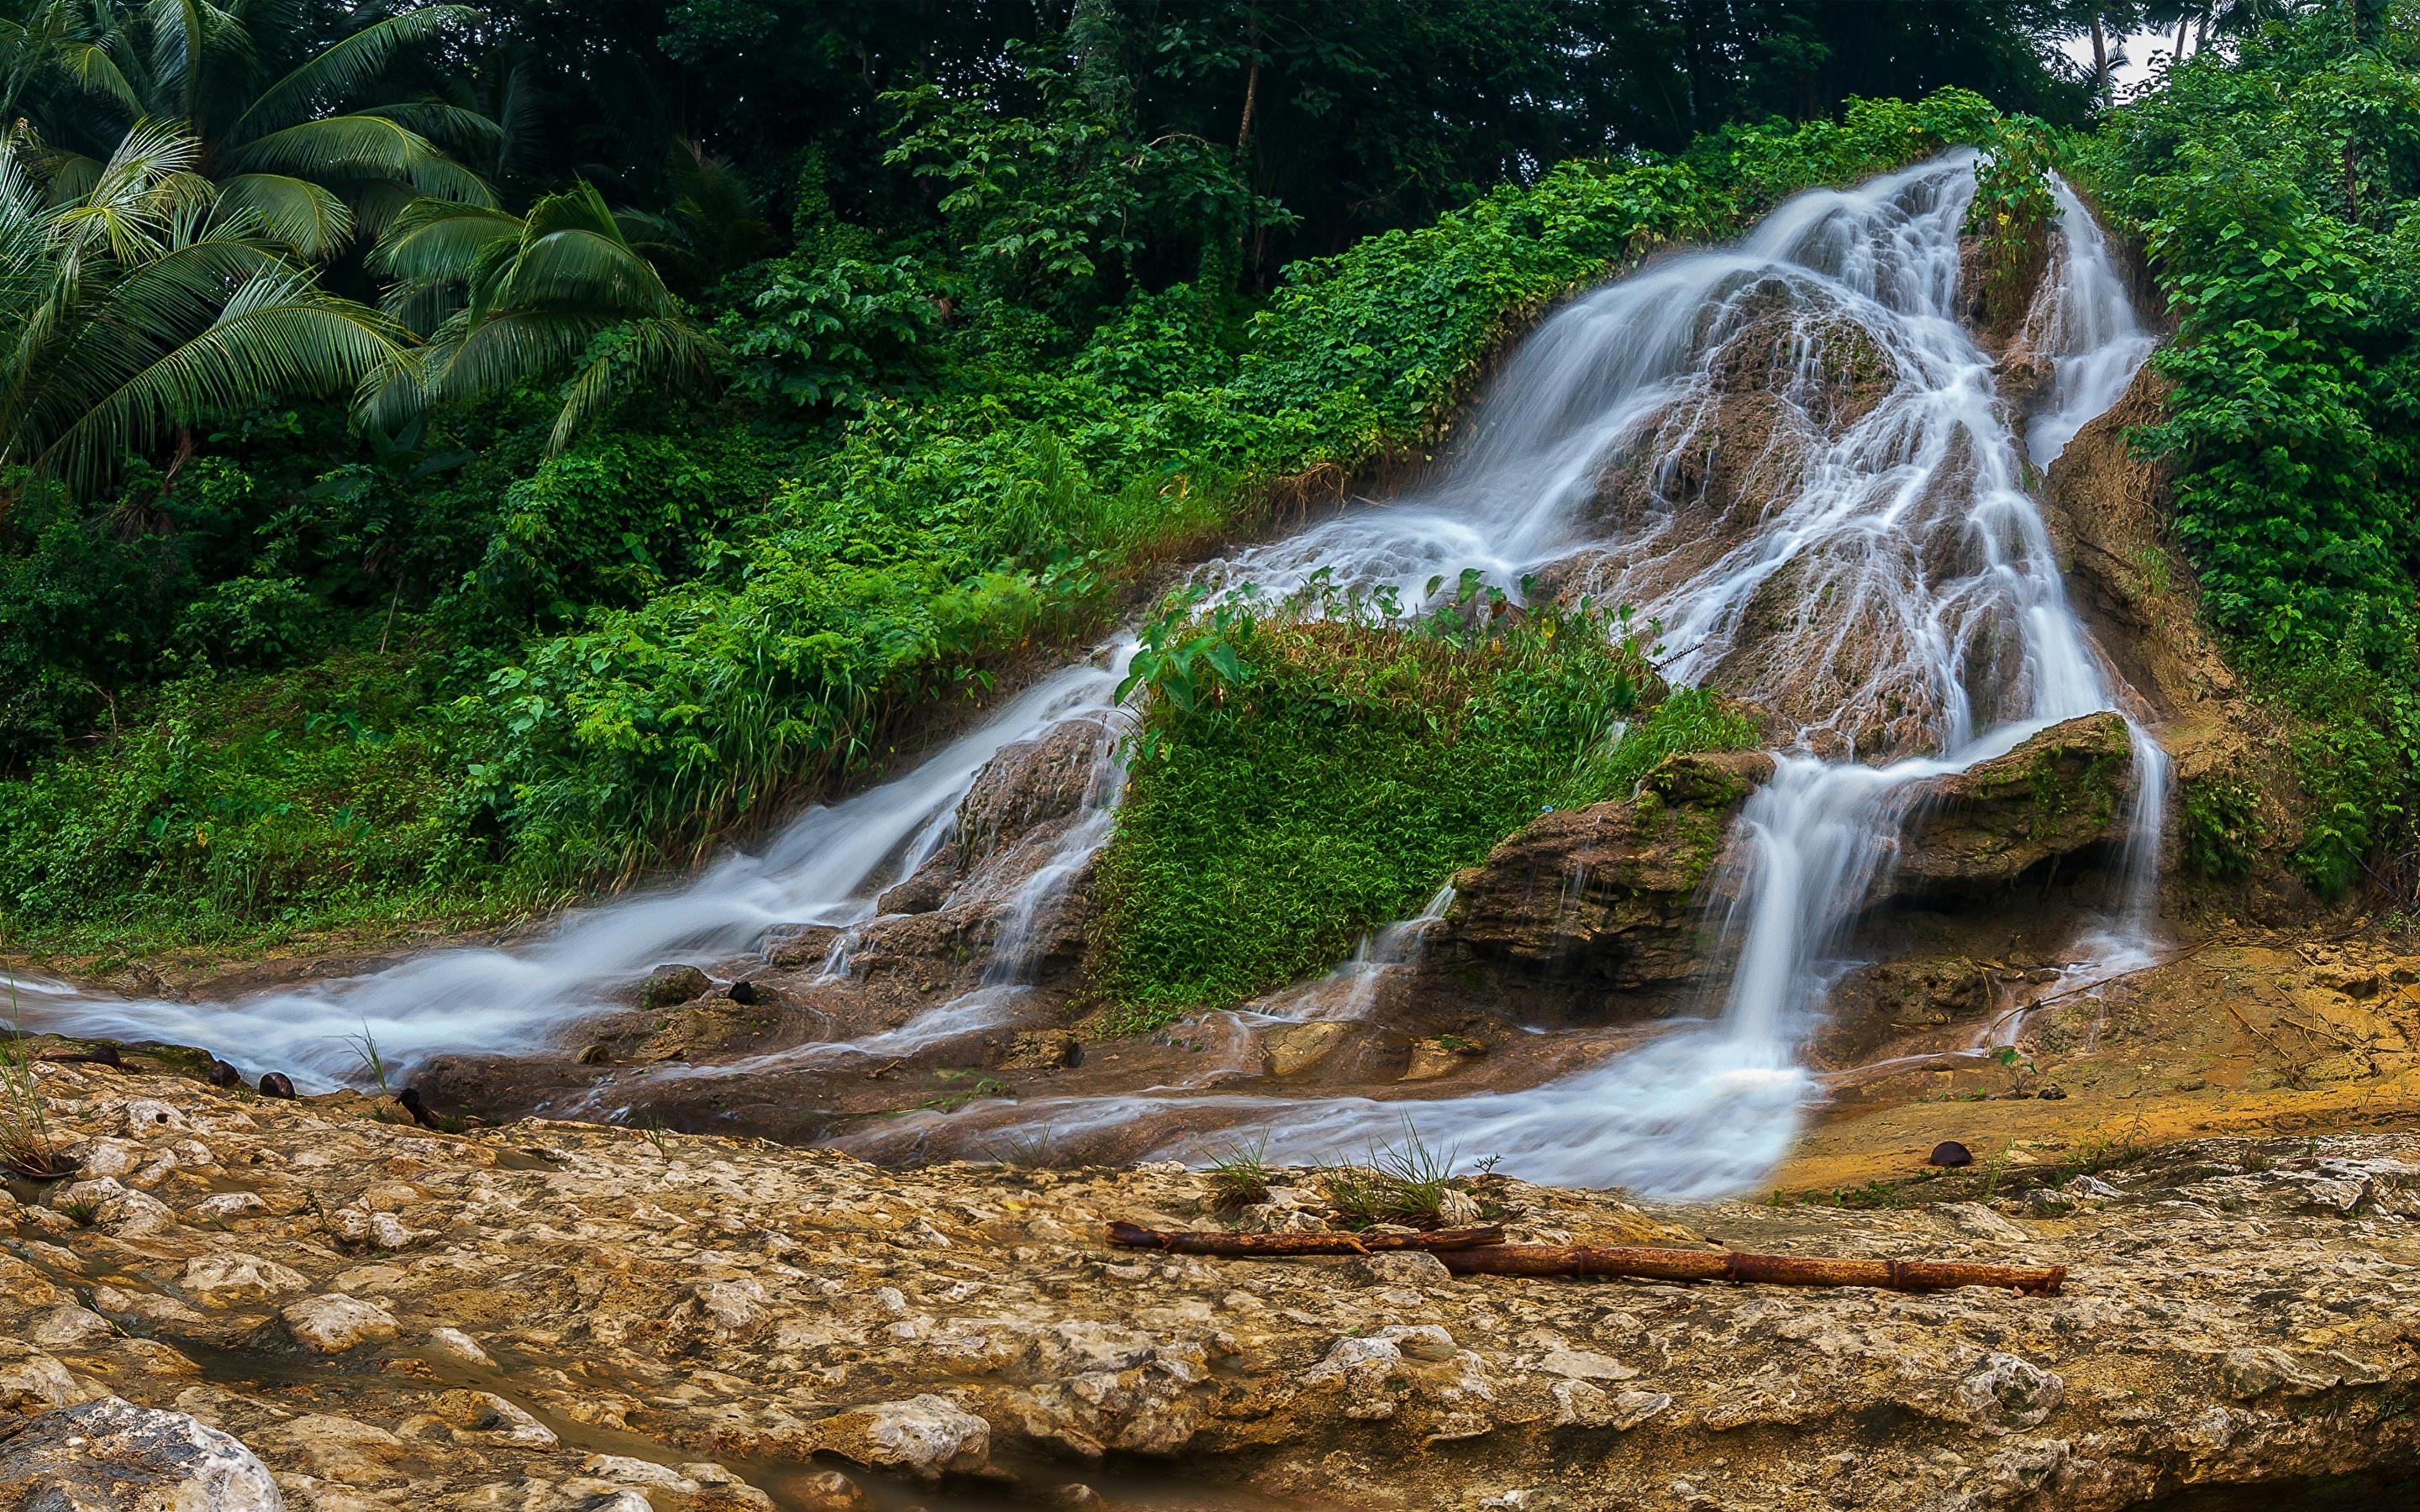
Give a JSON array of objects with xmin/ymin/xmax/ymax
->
[
  {"xmin": 1447, "ymin": 748, "xmax": 1774, "ymax": 991},
  {"xmin": 639, "ymin": 964, "xmax": 711, "ymax": 1010},
  {"xmin": 6, "ymin": 1062, "xmax": 2420, "ymax": 1510},
  {"xmin": 0, "ymin": 1397, "xmax": 283, "ymax": 1511},
  {"xmin": 957, "ymin": 717, "xmax": 1108, "ymax": 865},
  {"xmin": 1891, "ymin": 711, "xmax": 2133, "ymax": 898},
  {"xmin": 2040, "ymin": 362, "xmax": 2324, "ymax": 921}
]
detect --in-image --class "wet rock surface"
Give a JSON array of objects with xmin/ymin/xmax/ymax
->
[
  {"xmin": 1891, "ymin": 711, "xmax": 2134, "ymax": 899},
  {"xmin": 4, "ymin": 1065, "xmax": 2420, "ymax": 1510},
  {"xmin": 0, "ymin": 1395, "xmax": 284, "ymax": 1510},
  {"xmin": 1445, "ymin": 749, "xmax": 1774, "ymax": 995}
]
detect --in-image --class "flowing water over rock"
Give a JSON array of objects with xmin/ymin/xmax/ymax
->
[
  {"xmin": 17, "ymin": 154, "xmax": 2162, "ymax": 1201},
  {"xmin": 911, "ymin": 154, "xmax": 2168, "ymax": 1194}
]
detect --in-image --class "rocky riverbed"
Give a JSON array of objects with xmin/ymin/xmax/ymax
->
[{"xmin": 7, "ymin": 1061, "xmax": 2420, "ymax": 1510}]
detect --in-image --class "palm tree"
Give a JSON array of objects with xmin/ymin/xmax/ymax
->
[
  {"xmin": 0, "ymin": 120, "xmax": 411, "ymax": 494},
  {"xmin": 359, "ymin": 181, "xmax": 723, "ymax": 454},
  {"xmin": 3, "ymin": 0, "xmax": 493, "ymax": 260}
]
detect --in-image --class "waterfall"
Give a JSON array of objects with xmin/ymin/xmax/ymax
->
[
  {"xmin": 8, "ymin": 649, "xmax": 1130, "ymax": 1089},
  {"xmin": 16, "ymin": 153, "xmax": 2162, "ymax": 1200},
  {"xmin": 969, "ymin": 156, "xmax": 2169, "ymax": 1195}
]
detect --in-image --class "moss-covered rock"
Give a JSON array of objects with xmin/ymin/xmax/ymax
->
[
  {"xmin": 1891, "ymin": 711, "xmax": 2133, "ymax": 896},
  {"xmin": 1444, "ymin": 748, "xmax": 1774, "ymax": 990}
]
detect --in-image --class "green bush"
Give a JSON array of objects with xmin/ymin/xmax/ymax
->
[
  {"xmin": 1087, "ymin": 585, "xmax": 1756, "ymax": 1029},
  {"xmin": 0, "ymin": 649, "xmax": 488, "ymax": 949},
  {"xmin": 2070, "ymin": 18, "xmax": 2420, "ymax": 896},
  {"xmin": 174, "ymin": 577, "xmax": 326, "ymax": 671}
]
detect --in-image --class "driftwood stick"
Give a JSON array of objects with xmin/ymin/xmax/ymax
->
[
  {"xmin": 1437, "ymin": 1243, "xmax": 2065, "ymax": 1295},
  {"xmin": 1107, "ymin": 1221, "xmax": 1506, "ymax": 1256}
]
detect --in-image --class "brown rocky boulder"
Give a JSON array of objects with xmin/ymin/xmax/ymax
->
[
  {"xmin": 1890, "ymin": 711, "xmax": 2132, "ymax": 897},
  {"xmin": 1446, "ymin": 748, "xmax": 1775, "ymax": 990},
  {"xmin": 956, "ymin": 717, "xmax": 1109, "ymax": 864}
]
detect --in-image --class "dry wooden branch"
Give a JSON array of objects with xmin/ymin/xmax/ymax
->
[
  {"xmin": 1437, "ymin": 1243, "xmax": 2065, "ymax": 1294},
  {"xmin": 1107, "ymin": 1221, "xmax": 1506, "ymax": 1256},
  {"xmin": 1107, "ymin": 1224, "xmax": 2064, "ymax": 1293}
]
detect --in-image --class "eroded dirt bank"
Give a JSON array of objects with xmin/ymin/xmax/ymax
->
[{"xmin": 8, "ymin": 1064, "xmax": 2420, "ymax": 1510}]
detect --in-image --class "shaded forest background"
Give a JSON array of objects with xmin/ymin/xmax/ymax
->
[{"xmin": 0, "ymin": 0, "xmax": 2372, "ymax": 961}]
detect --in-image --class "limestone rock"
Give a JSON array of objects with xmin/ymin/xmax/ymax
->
[
  {"xmin": 1002, "ymin": 1028, "xmax": 1083, "ymax": 1070},
  {"xmin": 0, "ymin": 1342, "xmax": 87, "ymax": 1415},
  {"xmin": 280, "ymin": 1294, "xmax": 398, "ymax": 1353},
  {"xmin": 957, "ymin": 719, "xmax": 1107, "ymax": 864},
  {"xmin": 428, "ymin": 1389, "xmax": 558, "ymax": 1449},
  {"xmin": 1263, "ymin": 1021, "xmax": 1347, "ymax": 1076},
  {"xmin": 1402, "ymin": 1036, "xmax": 1485, "ymax": 1082},
  {"xmin": 1891, "ymin": 712, "xmax": 2133, "ymax": 897},
  {"xmin": 1446, "ymin": 748, "xmax": 1772, "ymax": 989},
  {"xmin": 800, "ymin": 1394, "xmax": 989, "ymax": 1478},
  {"xmin": 876, "ymin": 866, "xmax": 954, "ymax": 916},
  {"xmin": 1344, "ymin": 1251, "xmax": 1451, "ymax": 1288},
  {"xmin": 0, "ymin": 1396, "xmax": 281, "ymax": 1510},
  {"xmin": 180, "ymin": 1252, "xmax": 309, "ymax": 1305}
]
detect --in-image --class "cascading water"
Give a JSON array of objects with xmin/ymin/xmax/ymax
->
[
  {"xmin": 962, "ymin": 155, "xmax": 2170, "ymax": 1195},
  {"xmin": 8, "ymin": 648, "xmax": 1130, "ymax": 1089},
  {"xmin": 17, "ymin": 153, "xmax": 2160, "ymax": 1201}
]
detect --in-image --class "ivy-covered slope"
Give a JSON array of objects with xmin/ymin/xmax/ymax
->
[
  {"xmin": 0, "ymin": 90, "xmax": 2008, "ymax": 956},
  {"xmin": 2070, "ymin": 9, "xmax": 2420, "ymax": 899}
]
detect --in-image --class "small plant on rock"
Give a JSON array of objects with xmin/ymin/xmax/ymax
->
[
  {"xmin": 343, "ymin": 1021, "xmax": 392, "ymax": 1094},
  {"xmin": 1206, "ymin": 1135, "xmax": 1276, "ymax": 1210},
  {"xmin": 0, "ymin": 984, "xmax": 66, "ymax": 1180},
  {"xmin": 1323, "ymin": 1126, "xmax": 1458, "ymax": 1230}
]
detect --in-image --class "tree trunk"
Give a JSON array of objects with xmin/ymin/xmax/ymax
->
[
  {"xmin": 2091, "ymin": 12, "xmax": 2111, "ymax": 105},
  {"xmin": 1437, "ymin": 1243, "xmax": 2067, "ymax": 1294}
]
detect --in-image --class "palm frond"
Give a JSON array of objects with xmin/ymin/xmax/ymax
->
[
  {"xmin": 429, "ymin": 305, "xmax": 603, "ymax": 405},
  {"xmin": 358, "ymin": 99, "xmax": 501, "ymax": 154},
  {"xmin": 497, "ymin": 227, "xmax": 675, "ymax": 315},
  {"xmin": 49, "ymin": 39, "xmax": 144, "ymax": 114},
  {"xmin": 547, "ymin": 314, "xmax": 721, "ymax": 454},
  {"xmin": 366, "ymin": 196, "xmax": 518, "ymax": 281},
  {"xmin": 230, "ymin": 113, "xmax": 495, "ymax": 206},
  {"xmin": 216, "ymin": 171, "xmax": 350, "ymax": 258},
  {"xmin": 228, "ymin": 5, "xmax": 478, "ymax": 140},
  {"xmin": 38, "ymin": 265, "xmax": 408, "ymax": 492}
]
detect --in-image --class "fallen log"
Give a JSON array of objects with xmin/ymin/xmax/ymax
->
[
  {"xmin": 1438, "ymin": 1243, "xmax": 2065, "ymax": 1295},
  {"xmin": 1107, "ymin": 1221, "xmax": 1506, "ymax": 1256}
]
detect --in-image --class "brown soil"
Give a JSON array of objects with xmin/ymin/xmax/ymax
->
[{"xmin": 1776, "ymin": 931, "xmax": 2420, "ymax": 1196}]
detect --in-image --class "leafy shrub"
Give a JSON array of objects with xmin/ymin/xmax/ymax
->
[
  {"xmin": 2180, "ymin": 774, "xmax": 2265, "ymax": 880},
  {"xmin": 174, "ymin": 576, "xmax": 325, "ymax": 670},
  {"xmin": 720, "ymin": 255, "xmax": 944, "ymax": 414},
  {"xmin": 0, "ymin": 650, "xmax": 487, "ymax": 948},
  {"xmin": 1088, "ymin": 582, "xmax": 1755, "ymax": 1028},
  {"xmin": 2071, "ymin": 24, "xmax": 2420, "ymax": 896},
  {"xmin": 1965, "ymin": 115, "xmax": 2057, "ymax": 330}
]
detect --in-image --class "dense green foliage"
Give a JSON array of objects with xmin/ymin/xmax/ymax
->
[
  {"xmin": 0, "ymin": 0, "xmax": 2112, "ymax": 958},
  {"xmin": 1090, "ymin": 584, "xmax": 1757, "ymax": 1026},
  {"xmin": 0, "ymin": 44, "xmax": 2022, "ymax": 953},
  {"xmin": 2072, "ymin": 1, "xmax": 2420, "ymax": 894}
]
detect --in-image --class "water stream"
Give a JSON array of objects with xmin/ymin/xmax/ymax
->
[{"xmin": 15, "ymin": 153, "xmax": 2161, "ymax": 1200}]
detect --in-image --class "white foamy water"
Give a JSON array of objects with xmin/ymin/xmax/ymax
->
[
  {"xmin": 19, "ymin": 155, "xmax": 2162, "ymax": 1201},
  {"xmin": 11, "ymin": 648, "xmax": 1131, "ymax": 1089}
]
